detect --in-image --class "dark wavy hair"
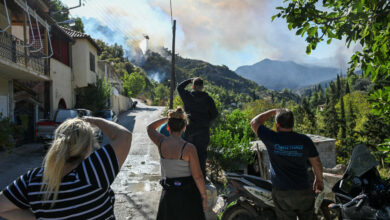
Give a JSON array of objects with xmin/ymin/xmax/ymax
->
[{"xmin": 276, "ymin": 109, "xmax": 294, "ymax": 129}]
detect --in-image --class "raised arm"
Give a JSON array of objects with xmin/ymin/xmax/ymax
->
[
  {"xmin": 183, "ymin": 144, "xmax": 207, "ymax": 212},
  {"xmin": 83, "ymin": 117, "xmax": 132, "ymax": 167},
  {"xmin": 308, "ymin": 156, "xmax": 324, "ymax": 193},
  {"xmin": 250, "ymin": 109, "xmax": 278, "ymax": 134},
  {"xmin": 177, "ymin": 79, "xmax": 193, "ymax": 100},
  {"xmin": 147, "ymin": 118, "xmax": 168, "ymax": 146},
  {"xmin": 208, "ymin": 97, "xmax": 218, "ymax": 121}
]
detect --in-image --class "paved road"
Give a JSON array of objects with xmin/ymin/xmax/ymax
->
[{"xmin": 111, "ymin": 101, "xmax": 165, "ymax": 220}]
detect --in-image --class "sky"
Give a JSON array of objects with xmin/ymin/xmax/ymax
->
[{"xmin": 65, "ymin": 0, "xmax": 359, "ymax": 71}]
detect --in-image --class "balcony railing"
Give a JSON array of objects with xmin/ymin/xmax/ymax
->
[{"xmin": 0, "ymin": 31, "xmax": 49, "ymax": 77}]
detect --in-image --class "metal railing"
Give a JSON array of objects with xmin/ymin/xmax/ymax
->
[{"xmin": 0, "ymin": 31, "xmax": 49, "ymax": 77}]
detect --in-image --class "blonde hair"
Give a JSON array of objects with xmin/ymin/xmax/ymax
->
[
  {"xmin": 167, "ymin": 107, "xmax": 187, "ymax": 132},
  {"xmin": 41, "ymin": 118, "xmax": 97, "ymax": 204},
  {"xmin": 168, "ymin": 107, "xmax": 187, "ymax": 120}
]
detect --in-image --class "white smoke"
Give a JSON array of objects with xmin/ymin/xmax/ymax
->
[
  {"xmin": 139, "ymin": 38, "xmax": 148, "ymax": 54},
  {"xmin": 149, "ymin": 72, "xmax": 164, "ymax": 83}
]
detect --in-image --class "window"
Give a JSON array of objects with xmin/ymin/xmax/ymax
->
[
  {"xmin": 52, "ymin": 34, "xmax": 70, "ymax": 66},
  {"xmin": 89, "ymin": 52, "xmax": 95, "ymax": 72}
]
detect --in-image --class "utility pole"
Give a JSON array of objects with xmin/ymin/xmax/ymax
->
[{"xmin": 169, "ymin": 20, "xmax": 176, "ymax": 109}]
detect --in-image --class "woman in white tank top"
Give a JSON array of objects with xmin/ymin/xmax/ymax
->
[{"xmin": 147, "ymin": 107, "xmax": 207, "ymax": 220}]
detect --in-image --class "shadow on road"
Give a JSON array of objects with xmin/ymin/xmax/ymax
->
[
  {"xmin": 124, "ymin": 194, "xmax": 157, "ymax": 220},
  {"xmin": 131, "ymin": 107, "xmax": 159, "ymax": 113}
]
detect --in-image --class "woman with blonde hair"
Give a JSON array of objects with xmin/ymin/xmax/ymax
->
[
  {"xmin": 0, "ymin": 117, "xmax": 131, "ymax": 219},
  {"xmin": 147, "ymin": 107, "xmax": 207, "ymax": 220}
]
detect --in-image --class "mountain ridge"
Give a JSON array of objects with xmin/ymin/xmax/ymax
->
[{"xmin": 235, "ymin": 59, "xmax": 339, "ymax": 91}]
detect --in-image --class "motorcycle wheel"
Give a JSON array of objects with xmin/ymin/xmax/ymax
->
[{"xmin": 222, "ymin": 203, "xmax": 258, "ymax": 220}]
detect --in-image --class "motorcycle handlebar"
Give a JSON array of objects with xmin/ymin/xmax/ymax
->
[{"xmin": 344, "ymin": 194, "xmax": 367, "ymax": 208}]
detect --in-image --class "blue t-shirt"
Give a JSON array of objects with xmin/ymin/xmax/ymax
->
[
  {"xmin": 257, "ymin": 125, "xmax": 319, "ymax": 190},
  {"xmin": 158, "ymin": 123, "xmax": 171, "ymax": 137}
]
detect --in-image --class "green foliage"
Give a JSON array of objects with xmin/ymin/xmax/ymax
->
[
  {"xmin": 0, "ymin": 116, "xmax": 15, "ymax": 151},
  {"xmin": 122, "ymin": 69, "xmax": 146, "ymax": 97},
  {"xmin": 50, "ymin": 0, "xmax": 84, "ymax": 33},
  {"xmin": 152, "ymin": 84, "xmax": 169, "ymax": 106},
  {"xmin": 369, "ymin": 86, "xmax": 390, "ymax": 116},
  {"xmin": 75, "ymin": 77, "xmax": 111, "ymax": 112},
  {"xmin": 172, "ymin": 95, "xmax": 184, "ymax": 109},
  {"xmin": 209, "ymin": 110, "xmax": 255, "ymax": 171},
  {"xmin": 377, "ymin": 139, "xmax": 390, "ymax": 164},
  {"xmin": 275, "ymin": 0, "xmax": 390, "ymax": 162}
]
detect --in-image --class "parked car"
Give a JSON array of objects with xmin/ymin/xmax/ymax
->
[
  {"xmin": 77, "ymin": 108, "xmax": 93, "ymax": 117},
  {"xmin": 36, "ymin": 108, "xmax": 103, "ymax": 144},
  {"xmin": 77, "ymin": 108, "xmax": 103, "ymax": 143},
  {"xmin": 94, "ymin": 110, "xmax": 118, "ymax": 123},
  {"xmin": 36, "ymin": 109, "xmax": 79, "ymax": 142}
]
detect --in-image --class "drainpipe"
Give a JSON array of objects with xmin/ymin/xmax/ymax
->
[
  {"xmin": 8, "ymin": 80, "xmax": 14, "ymax": 121},
  {"xmin": 34, "ymin": 104, "xmax": 38, "ymax": 136}
]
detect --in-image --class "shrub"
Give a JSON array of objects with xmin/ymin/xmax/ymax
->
[
  {"xmin": 0, "ymin": 116, "xmax": 15, "ymax": 151},
  {"xmin": 209, "ymin": 110, "xmax": 255, "ymax": 171}
]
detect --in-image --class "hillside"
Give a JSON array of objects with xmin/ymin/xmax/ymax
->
[
  {"xmin": 235, "ymin": 59, "xmax": 339, "ymax": 91},
  {"xmin": 142, "ymin": 49, "xmax": 265, "ymax": 96}
]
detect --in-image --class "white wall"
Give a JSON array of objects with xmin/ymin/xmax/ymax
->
[
  {"xmin": 11, "ymin": 25, "xmax": 24, "ymax": 41},
  {"xmin": 72, "ymin": 39, "xmax": 98, "ymax": 88},
  {"xmin": 110, "ymin": 93, "xmax": 131, "ymax": 115},
  {"xmin": 50, "ymin": 59, "xmax": 72, "ymax": 114}
]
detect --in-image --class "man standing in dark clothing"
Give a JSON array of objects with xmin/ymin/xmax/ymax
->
[
  {"xmin": 250, "ymin": 108, "xmax": 323, "ymax": 220},
  {"xmin": 177, "ymin": 77, "xmax": 218, "ymax": 177}
]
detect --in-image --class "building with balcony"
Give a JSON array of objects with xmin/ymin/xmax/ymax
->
[{"xmin": 0, "ymin": 0, "xmax": 51, "ymax": 143}]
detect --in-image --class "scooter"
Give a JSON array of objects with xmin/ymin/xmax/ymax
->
[
  {"xmin": 329, "ymin": 144, "xmax": 390, "ymax": 220},
  {"xmin": 214, "ymin": 173, "xmax": 336, "ymax": 220}
]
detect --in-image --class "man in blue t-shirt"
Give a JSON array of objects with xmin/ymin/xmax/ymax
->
[{"xmin": 250, "ymin": 108, "xmax": 323, "ymax": 220}]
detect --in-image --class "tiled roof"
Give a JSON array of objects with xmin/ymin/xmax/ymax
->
[
  {"xmin": 59, "ymin": 26, "xmax": 100, "ymax": 50},
  {"xmin": 61, "ymin": 26, "xmax": 89, "ymax": 38}
]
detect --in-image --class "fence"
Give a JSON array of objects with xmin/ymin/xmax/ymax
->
[{"xmin": 0, "ymin": 31, "xmax": 49, "ymax": 76}]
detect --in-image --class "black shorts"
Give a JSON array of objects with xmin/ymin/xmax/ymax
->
[{"xmin": 157, "ymin": 176, "xmax": 205, "ymax": 220}]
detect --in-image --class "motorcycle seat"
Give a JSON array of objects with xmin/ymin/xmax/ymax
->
[{"xmin": 242, "ymin": 174, "xmax": 273, "ymax": 191}]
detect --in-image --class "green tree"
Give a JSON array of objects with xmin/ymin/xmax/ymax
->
[
  {"xmin": 122, "ymin": 71, "xmax": 146, "ymax": 97},
  {"xmin": 347, "ymin": 100, "xmax": 356, "ymax": 135},
  {"xmin": 336, "ymin": 75, "xmax": 342, "ymax": 98},
  {"xmin": 153, "ymin": 84, "xmax": 169, "ymax": 106},
  {"xmin": 346, "ymin": 81, "xmax": 351, "ymax": 94},
  {"xmin": 209, "ymin": 110, "xmax": 254, "ymax": 171},
  {"xmin": 275, "ymin": 0, "xmax": 390, "ymax": 162},
  {"xmin": 323, "ymin": 97, "xmax": 338, "ymax": 138},
  {"xmin": 75, "ymin": 77, "xmax": 111, "ymax": 112},
  {"xmin": 50, "ymin": 0, "xmax": 84, "ymax": 33},
  {"xmin": 340, "ymin": 96, "xmax": 346, "ymax": 138}
]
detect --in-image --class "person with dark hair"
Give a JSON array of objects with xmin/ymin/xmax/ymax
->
[
  {"xmin": 0, "ymin": 117, "xmax": 132, "ymax": 219},
  {"xmin": 147, "ymin": 107, "xmax": 206, "ymax": 220},
  {"xmin": 250, "ymin": 108, "xmax": 323, "ymax": 220},
  {"xmin": 177, "ymin": 77, "xmax": 218, "ymax": 177}
]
